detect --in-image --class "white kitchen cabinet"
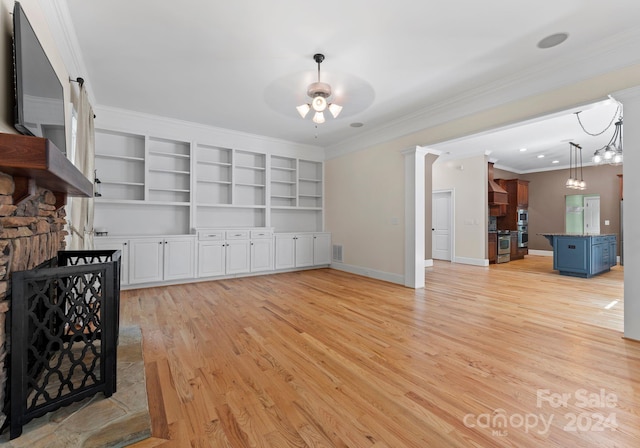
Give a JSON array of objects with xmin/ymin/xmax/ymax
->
[
  {"xmin": 275, "ymin": 232, "xmax": 330, "ymax": 269},
  {"xmin": 93, "ymin": 237, "xmax": 130, "ymax": 285},
  {"xmin": 313, "ymin": 233, "xmax": 331, "ymax": 265},
  {"xmin": 129, "ymin": 236, "xmax": 195, "ymax": 284}
]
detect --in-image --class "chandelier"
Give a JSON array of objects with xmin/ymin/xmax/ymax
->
[
  {"xmin": 592, "ymin": 119, "xmax": 623, "ymax": 165},
  {"xmin": 296, "ymin": 54, "xmax": 342, "ymax": 124},
  {"xmin": 566, "ymin": 142, "xmax": 586, "ymax": 190},
  {"xmin": 575, "ymin": 103, "xmax": 623, "ymax": 166}
]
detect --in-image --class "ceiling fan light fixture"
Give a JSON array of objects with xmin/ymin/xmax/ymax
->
[
  {"xmin": 312, "ymin": 111, "xmax": 325, "ymax": 124},
  {"xmin": 312, "ymin": 95, "xmax": 327, "ymax": 112},
  {"xmin": 328, "ymin": 103, "xmax": 343, "ymax": 118},
  {"xmin": 296, "ymin": 104, "xmax": 310, "ymax": 118},
  {"xmin": 296, "ymin": 54, "xmax": 341, "ymax": 124}
]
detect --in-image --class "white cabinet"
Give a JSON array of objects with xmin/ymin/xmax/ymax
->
[
  {"xmin": 294, "ymin": 234, "xmax": 315, "ymax": 268},
  {"xmin": 129, "ymin": 239, "xmax": 164, "ymax": 284},
  {"xmin": 197, "ymin": 228, "xmax": 273, "ymax": 277},
  {"xmin": 129, "ymin": 236, "xmax": 195, "ymax": 285},
  {"xmin": 93, "ymin": 237, "xmax": 130, "ymax": 285},
  {"xmin": 275, "ymin": 233, "xmax": 331, "ymax": 269},
  {"xmin": 164, "ymin": 237, "xmax": 196, "ymax": 281},
  {"xmin": 313, "ymin": 233, "xmax": 331, "ymax": 265},
  {"xmin": 226, "ymin": 239, "xmax": 251, "ymax": 274},
  {"xmin": 250, "ymin": 230, "xmax": 274, "ymax": 272},
  {"xmin": 198, "ymin": 241, "xmax": 226, "ymax": 277}
]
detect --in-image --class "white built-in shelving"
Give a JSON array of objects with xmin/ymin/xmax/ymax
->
[{"xmin": 94, "ymin": 126, "xmax": 324, "ymax": 235}]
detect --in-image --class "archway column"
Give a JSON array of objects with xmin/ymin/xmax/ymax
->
[
  {"xmin": 614, "ymin": 86, "xmax": 640, "ymax": 341},
  {"xmin": 403, "ymin": 146, "xmax": 441, "ymax": 288}
]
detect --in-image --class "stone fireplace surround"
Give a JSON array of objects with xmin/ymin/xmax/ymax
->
[{"xmin": 0, "ymin": 171, "xmax": 68, "ymax": 428}]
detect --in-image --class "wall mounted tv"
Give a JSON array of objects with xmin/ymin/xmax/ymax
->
[{"xmin": 13, "ymin": 1, "xmax": 67, "ymax": 155}]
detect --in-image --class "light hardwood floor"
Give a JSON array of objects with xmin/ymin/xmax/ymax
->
[{"xmin": 124, "ymin": 256, "xmax": 639, "ymax": 447}]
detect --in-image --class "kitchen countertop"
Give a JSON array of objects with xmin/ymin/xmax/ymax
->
[{"xmin": 539, "ymin": 233, "xmax": 617, "ymax": 237}]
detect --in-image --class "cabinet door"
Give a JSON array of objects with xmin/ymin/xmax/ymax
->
[
  {"xmin": 251, "ymin": 238, "xmax": 273, "ymax": 272},
  {"xmin": 275, "ymin": 235, "xmax": 296, "ymax": 269},
  {"xmin": 226, "ymin": 240, "xmax": 250, "ymax": 274},
  {"xmin": 94, "ymin": 238, "xmax": 130, "ymax": 285},
  {"xmin": 488, "ymin": 233, "xmax": 497, "ymax": 263},
  {"xmin": 198, "ymin": 241, "xmax": 226, "ymax": 277},
  {"xmin": 129, "ymin": 239, "xmax": 164, "ymax": 284},
  {"xmin": 313, "ymin": 233, "xmax": 331, "ymax": 265},
  {"xmin": 517, "ymin": 181, "xmax": 529, "ymax": 207},
  {"xmin": 164, "ymin": 238, "xmax": 195, "ymax": 281},
  {"xmin": 295, "ymin": 234, "xmax": 314, "ymax": 267}
]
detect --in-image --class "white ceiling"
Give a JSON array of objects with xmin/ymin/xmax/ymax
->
[
  {"xmin": 59, "ymin": 0, "xmax": 640, "ymax": 169},
  {"xmin": 432, "ymin": 98, "xmax": 623, "ymax": 173}
]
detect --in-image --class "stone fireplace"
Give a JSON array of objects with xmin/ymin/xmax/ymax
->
[{"xmin": 0, "ymin": 171, "xmax": 68, "ymax": 428}]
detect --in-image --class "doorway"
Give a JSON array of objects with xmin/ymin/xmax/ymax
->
[
  {"xmin": 565, "ymin": 194, "xmax": 600, "ymax": 234},
  {"xmin": 432, "ymin": 190, "xmax": 453, "ymax": 261}
]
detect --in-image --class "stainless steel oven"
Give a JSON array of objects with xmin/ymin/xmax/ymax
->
[
  {"xmin": 517, "ymin": 209, "xmax": 528, "ymax": 225},
  {"xmin": 517, "ymin": 224, "xmax": 528, "ymax": 248},
  {"xmin": 497, "ymin": 231, "xmax": 511, "ymax": 263}
]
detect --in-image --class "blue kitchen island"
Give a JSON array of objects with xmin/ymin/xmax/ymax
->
[{"xmin": 541, "ymin": 234, "xmax": 617, "ymax": 278}]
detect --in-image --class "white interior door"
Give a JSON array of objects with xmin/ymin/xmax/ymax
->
[
  {"xmin": 584, "ymin": 196, "xmax": 601, "ymax": 234},
  {"xmin": 432, "ymin": 191, "xmax": 452, "ymax": 261}
]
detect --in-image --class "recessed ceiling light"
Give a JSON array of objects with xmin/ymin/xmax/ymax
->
[
  {"xmin": 519, "ymin": 148, "xmax": 527, "ymax": 152},
  {"xmin": 552, "ymin": 160, "xmax": 560, "ymax": 164},
  {"xmin": 537, "ymin": 32, "xmax": 569, "ymax": 49},
  {"xmin": 350, "ymin": 122, "xmax": 364, "ymax": 128},
  {"xmin": 537, "ymin": 155, "xmax": 545, "ymax": 158}
]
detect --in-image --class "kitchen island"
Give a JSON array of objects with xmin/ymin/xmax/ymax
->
[{"xmin": 541, "ymin": 233, "xmax": 617, "ymax": 278}]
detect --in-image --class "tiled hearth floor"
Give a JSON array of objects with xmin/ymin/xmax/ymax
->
[{"xmin": 0, "ymin": 326, "xmax": 151, "ymax": 447}]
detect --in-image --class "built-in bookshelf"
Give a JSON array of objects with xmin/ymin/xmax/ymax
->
[{"xmin": 94, "ymin": 127, "xmax": 324, "ymax": 234}]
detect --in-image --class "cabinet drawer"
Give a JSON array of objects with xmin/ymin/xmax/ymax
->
[
  {"xmin": 250, "ymin": 230, "xmax": 273, "ymax": 239},
  {"xmin": 226, "ymin": 230, "xmax": 250, "ymax": 240},
  {"xmin": 198, "ymin": 231, "xmax": 225, "ymax": 241}
]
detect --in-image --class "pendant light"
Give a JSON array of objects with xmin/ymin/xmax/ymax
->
[
  {"xmin": 566, "ymin": 142, "xmax": 586, "ymax": 190},
  {"xmin": 297, "ymin": 54, "xmax": 342, "ymax": 124}
]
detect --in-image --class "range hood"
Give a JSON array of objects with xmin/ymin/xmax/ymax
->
[{"xmin": 488, "ymin": 162, "xmax": 508, "ymax": 205}]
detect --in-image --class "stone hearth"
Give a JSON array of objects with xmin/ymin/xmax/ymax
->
[{"xmin": 0, "ymin": 326, "xmax": 151, "ymax": 447}]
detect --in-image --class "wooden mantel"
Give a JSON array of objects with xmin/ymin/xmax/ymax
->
[{"xmin": 0, "ymin": 133, "xmax": 92, "ymax": 208}]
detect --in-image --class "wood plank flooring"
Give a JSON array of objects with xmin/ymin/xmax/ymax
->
[{"xmin": 123, "ymin": 256, "xmax": 640, "ymax": 447}]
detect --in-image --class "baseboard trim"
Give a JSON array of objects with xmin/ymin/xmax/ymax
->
[
  {"xmin": 424, "ymin": 259, "xmax": 434, "ymax": 268},
  {"xmin": 528, "ymin": 249, "xmax": 553, "ymax": 257},
  {"xmin": 454, "ymin": 256, "xmax": 489, "ymax": 267},
  {"xmin": 330, "ymin": 262, "xmax": 405, "ymax": 285}
]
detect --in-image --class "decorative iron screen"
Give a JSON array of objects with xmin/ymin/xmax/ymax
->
[{"xmin": 6, "ymin": 250, "xmax": 121, "ymax": 440}]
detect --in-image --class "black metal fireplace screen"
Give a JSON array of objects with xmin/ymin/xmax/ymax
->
[{"xmin": 6, "ymin": 250, "xmax": 121, "ymax": 440}]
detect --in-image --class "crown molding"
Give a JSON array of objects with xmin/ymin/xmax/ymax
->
[{"xmin": 325, "ymin": 27, "xmax": 640, "ymax": 160}]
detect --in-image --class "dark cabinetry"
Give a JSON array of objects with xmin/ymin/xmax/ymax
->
[
  {"xmin": 510, "ymin": 233, "xmax": 527, "ymax": 260},
  {"xmin": 488, "ymin": 233, "xmax": 497, "ymax": 264},
  {"xmin": 496, "ymin": 178, "xmax": 529, "ymax": 229}
]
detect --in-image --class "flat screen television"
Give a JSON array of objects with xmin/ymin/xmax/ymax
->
[{"xmin": 13, "ymin": 1, "xmax": 67, "ymax": 154}]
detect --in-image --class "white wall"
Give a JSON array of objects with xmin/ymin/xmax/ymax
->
[
  {"xmin": 325, "ymin": 143, "xmax": 405, "ymax": 284},
  {"xmin": 432, "ymin": 154, "xmax": 487, "ymax": 265},
  {"xmin": 617, "ymin": 86, "xmax": 640, "ymax": 341}
]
